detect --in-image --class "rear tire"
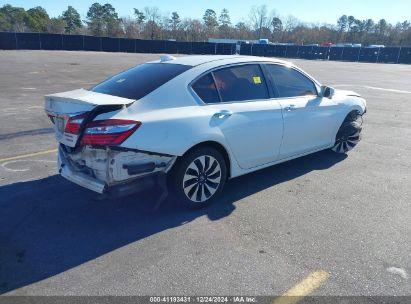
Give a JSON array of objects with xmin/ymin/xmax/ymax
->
[
  {"xmin": 331, "ymin": 111, "xmax": 362, "ymax": 153},
  {"xmin": 168, "ymin": 147, "xmax": 227, "ymax": 209}
]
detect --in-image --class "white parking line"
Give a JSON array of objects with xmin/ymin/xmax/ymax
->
[
  {"xmin": 1, "ymin": 159, "xmax": 56, "ymax": 172},
  {"xmin": 333, "ymin": 84, "xmax": 411, "ymax": 94},
  {"xmin": 363, "ymin": 86, "xmax": 411, "ymax": 94},
  {"xmin": 387, "ymin": 267, "xmax": 408, "ymax": 279}
]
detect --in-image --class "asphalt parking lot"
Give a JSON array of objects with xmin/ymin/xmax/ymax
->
[{"xmin": 0, "ymin": 50, "xmax": 410, "ymax": 297}]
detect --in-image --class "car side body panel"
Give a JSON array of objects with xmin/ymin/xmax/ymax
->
[
  {"xmin": 92, "ymin": 58, "xmax": 366, "ymax": 180},
  {"xmin": 46, "ymin": 55, "xmax": 367, "ymax": 190}
]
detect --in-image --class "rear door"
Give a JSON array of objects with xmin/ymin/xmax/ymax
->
[
  {"xmin": 191, "ymin": 64, "xmax": 283, "ymax": 169},
  {"xmin": 264, "ymin": 64, "xmax": 340, "ymax": 159}
]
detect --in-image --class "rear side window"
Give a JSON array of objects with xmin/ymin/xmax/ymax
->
[
  {"xmin": 192, "ymin": 73, "xmax": 220, "ymax": 104},
  {"xmin": 92, "ymin": 63, "xmax": 191, "ymax": 100},
  {"xmin": 265, "ymin": 64, "xmax": 317, "ymax": 98},
  {"xmin": 213, "ymin": 64, "xmax": 269, "ymax": 102}
]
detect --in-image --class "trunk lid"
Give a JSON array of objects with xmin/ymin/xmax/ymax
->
[{"xmin": 45, "ymin": 89, "xmax": 135, "ymax": 147}]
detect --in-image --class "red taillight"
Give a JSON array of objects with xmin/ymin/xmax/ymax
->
[
  {"xmin": 65, "ymin": 113, "xmax": 88, "ymax": 134},
  {"xmin": 80, "ymin": 119, "xmax": 141, "ymax": 146}
]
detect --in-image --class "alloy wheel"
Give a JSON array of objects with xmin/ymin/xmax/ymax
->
[
  {"xmin": 332, "ymin": 130, "xmax": 361, "ymax": 153},
  {"xmin": 182, "ymin": 155, "xmax": 222, "ymax": 203}
]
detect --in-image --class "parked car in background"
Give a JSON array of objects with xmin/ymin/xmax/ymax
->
[
  {"xmin": 367, "ymin": 45, "xmax": 385, "ymax": 48},
  {"xmin": 45, "ymin": 55, "xmax": 366, "ymax": 208},
  {"xmin": 258, "ymin": 39, "xmax": 270, "ymax": 44}
]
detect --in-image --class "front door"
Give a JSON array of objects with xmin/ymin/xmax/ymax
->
[
  {"xmin": 264, "ymin": 64, "xmax": 340, "ymax": 159},
  {"xmin": 277, "ymin": 95, "xmax": 339, "ymax": 158}
]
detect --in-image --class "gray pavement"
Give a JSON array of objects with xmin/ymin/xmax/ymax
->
[{"xmin": 0, "ymin": 51, "xmax": 410, "ymax": 297}]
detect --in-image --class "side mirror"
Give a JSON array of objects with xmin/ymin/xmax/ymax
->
[{"xmin": 321, "ymin": 86, "xmax": 335, "ymax": 99}]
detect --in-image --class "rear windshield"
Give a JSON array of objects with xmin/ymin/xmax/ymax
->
[{"xmin": 91, "ymin": 63, "xmax": 191, "ymax": 100}]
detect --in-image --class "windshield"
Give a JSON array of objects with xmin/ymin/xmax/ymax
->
[{"xmin": 91, "ymin": 63, "xmax": 192, "ymax": 100}]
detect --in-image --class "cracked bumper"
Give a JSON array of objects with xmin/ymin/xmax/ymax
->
[
  {"xmin": 59, "ymin": 147, "xmax": 106, "ymax": 193},
  {"xmin": 58, "ymin": 145, "xmax": 175, "ymax": 196}
]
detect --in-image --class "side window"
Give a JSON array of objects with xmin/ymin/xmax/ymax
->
[
  {"xmin": 191, "ymin": 73, "xmax": 220, "ymax": 104},
  {"xmin": 265, "ymin": 64, "xmax": 317, "ymax": 98},
  {"xmin": 212, "ymin": 64, "xmax": 269, "ymax": 102}
]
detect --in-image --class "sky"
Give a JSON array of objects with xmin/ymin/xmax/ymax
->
[{"xmin": 2, "ymin": 0, "xmax": 411, "ymax": 25}]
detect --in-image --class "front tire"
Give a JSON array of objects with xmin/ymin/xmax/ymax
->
[
  {"xmin": 331, "ymin": 111, "xmax": 362, "ymax": 153},
  {"xmin": 169, "ymin": 147, "xmax": 227, "ymax": 209}
]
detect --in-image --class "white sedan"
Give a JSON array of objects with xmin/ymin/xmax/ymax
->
[{"xmin": 45, "ymin": 55, "xmax": 366, "ymax": 208}]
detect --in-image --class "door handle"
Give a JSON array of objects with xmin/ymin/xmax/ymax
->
[
  {"xmin": 213, "ymin": 110, "xmax": 232, "ymax": 119},
  {"xmin": 285, "ymin": 104, "xmax": 297, "ymax": 111}
]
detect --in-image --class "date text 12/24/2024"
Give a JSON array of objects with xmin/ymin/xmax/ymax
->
[{"xmin": 149, "ymin": 296, "xmax": 257, "ymax": 303}]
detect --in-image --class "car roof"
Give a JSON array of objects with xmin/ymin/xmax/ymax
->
[{"xmin": 148, "ymin": 55, "xmax": 290, "ymax": 67}]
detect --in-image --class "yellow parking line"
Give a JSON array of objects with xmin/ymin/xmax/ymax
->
[
  {"xmin": 272, "ymin": 270, "xmax": 330, "ymax": 304},
  {"xmin": 0, "ymin": 149, "xmax": 57, "ymax": 163}
]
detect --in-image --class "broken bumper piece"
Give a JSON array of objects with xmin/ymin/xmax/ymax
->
[
  {"xmin": 60, "ymin": 162, "xmax": 106, "ymax": 193},
  {"xmin": 58, "ymin": 145, "xmax": 175, "ymax": 197}
]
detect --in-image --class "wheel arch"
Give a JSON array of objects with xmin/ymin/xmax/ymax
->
[
  {"xmin": 180, "ymin": 140, "xmax": 232, "ymax": 178},
  {"xmin": 344, "ymin": 108, "xmax": 362, "ymax": 121},
  {"xmin": 334, "ymin": 106, "xmax": 363, "ymax": 135},
  {"xmin": 344, "ymin": 97, "xmax": 365, "ymax": 115},
  {"xmin": 331, "ymin": 107, "xmax": 363, "ymax": 153}
]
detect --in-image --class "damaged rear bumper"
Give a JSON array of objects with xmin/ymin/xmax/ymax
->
[
  {"xmin": 60, "ymin": 161, "xmax": 106, "ymax": 193},
  {"xmin": 58, "ymin": 145, "xmax": 176, "ymax": 196}
]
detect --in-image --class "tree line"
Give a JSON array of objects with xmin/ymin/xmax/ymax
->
[{"xmin": 1, "ymin": 3, "xmax": 410, "ymax": 46}]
